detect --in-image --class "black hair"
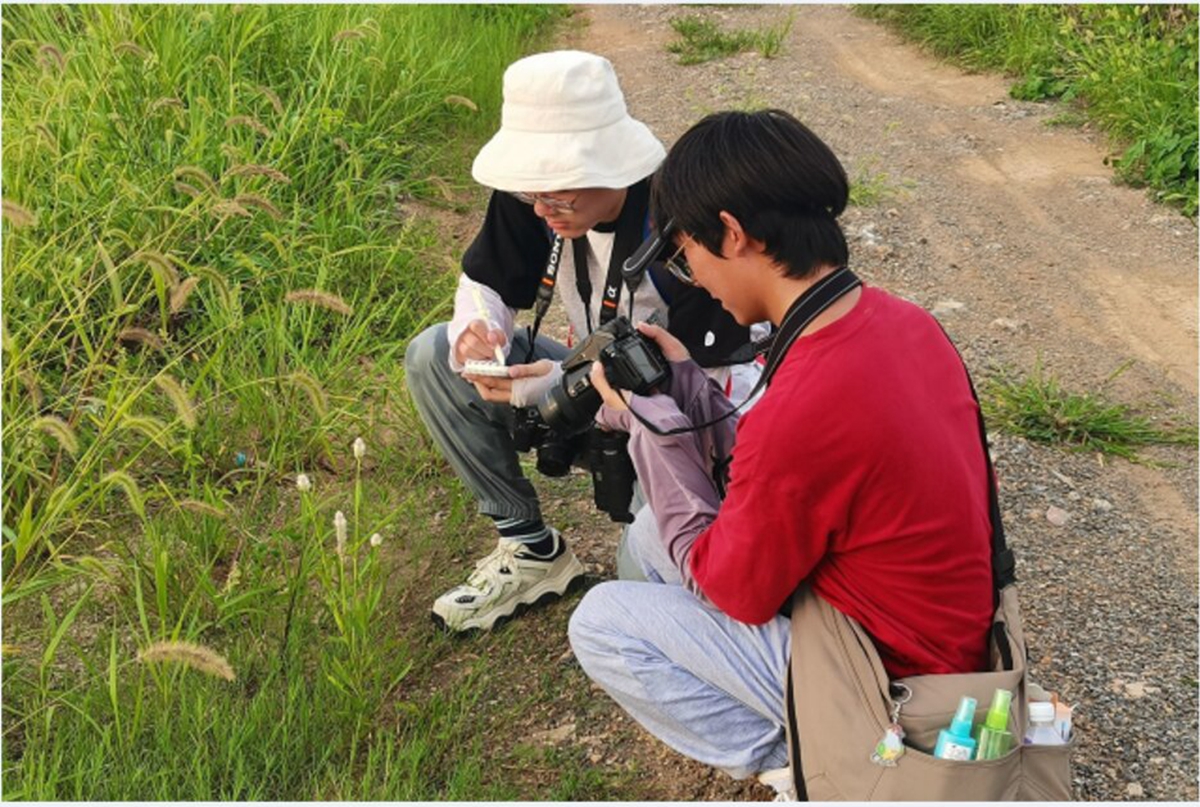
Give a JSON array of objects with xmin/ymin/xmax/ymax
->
[{"xmin": 650, "ymin": 109, "xmax": 849, "ymax": 279}]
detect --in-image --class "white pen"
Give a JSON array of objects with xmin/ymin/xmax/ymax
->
[{"xmin": 470, "ymin": 284, "xmax": 507, "ymax": 365}]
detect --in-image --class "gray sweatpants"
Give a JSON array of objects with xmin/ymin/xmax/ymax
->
[
  {"xmin": 405, "ymin": 322, "xmax": 651, "ymax": 579},
  {"xmin": 568, "ymin": 505, "xmax": 792, "ymax": 779},
  {"xmin": 405, "ymin": 323, "xmax": 570, "ymax": 521}
]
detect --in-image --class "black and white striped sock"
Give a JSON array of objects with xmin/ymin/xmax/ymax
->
[{"xmin": 492, "ymin": 517, "xmax": 562, "ymax": 559}]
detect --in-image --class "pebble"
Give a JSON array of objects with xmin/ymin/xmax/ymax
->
[
  {"xmin": 1093, "ymin": 498, "xmax": 1114, "ymax": 512},
  {"xmin": 1046, "ymin": 505, "xmax": 1071, "ymax": 526},
  {"xmin": 1126, "ymin": 782, "xmax": 1144, "ymax": 798},
  {"xmin": 991, "ymin": 317, "xmax": 1026, "ymax": 332},
  {"xmin": 932, "ymin": 299, "xmax": 966, "ymax": 316}
]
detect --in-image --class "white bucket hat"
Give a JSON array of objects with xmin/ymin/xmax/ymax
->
[{"xmin": 471, "ymin": 50, "xmax": 665, "ymax": 192}]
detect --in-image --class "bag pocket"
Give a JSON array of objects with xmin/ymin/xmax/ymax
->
[
  {"xmin": 868, "ymin": 742, "xmax": 1023, "ymax": 801},
  {"xmin": 894, "ymin": 668, "xmax": 1024, "ymax": 752},
  {"xmin": 1019, "ymin": 737, "xmax": 1076, "ymax": 800}
]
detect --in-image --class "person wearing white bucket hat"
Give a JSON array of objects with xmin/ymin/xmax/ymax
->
[{"xmin": 405, "ymin": 50, "xmax": 760, "ymax": 633}]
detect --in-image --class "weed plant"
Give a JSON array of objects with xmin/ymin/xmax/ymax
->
[
  {"xmin": 982, "ymin": 362, "xmax": 1198, "ymax": 461},
  {"xmin": 668, "ymin": 12, "xmax": 795, "ymax": 65},
  {"xmin": 1, "ymin": 4, "xmax": 571, "ymax": 799},
  {"xmin": 858, "ymin": 4, "xmax": 1199, "ymax": 215}
]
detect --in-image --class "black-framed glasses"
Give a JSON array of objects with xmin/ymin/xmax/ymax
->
[
  {"xmin": 510, "ymin": 191, "xmax": 577, "ymax": 213},
  {"xmin": 664, "ymin": 236, "xmax": 695, "ymax": 286}
]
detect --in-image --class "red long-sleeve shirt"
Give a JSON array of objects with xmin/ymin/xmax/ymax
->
[
  {"xmin": 692, "ymin": 286, "xmax": 993, "ymax": 677},
  {"xmin": 600, "ymin": 286, "xmax": 994, "ymax": 678}
]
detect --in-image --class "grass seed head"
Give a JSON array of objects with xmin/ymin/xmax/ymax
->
[
  {"xmin": 284, "ymin": 289, "xmax": 353, "ymax": 316},
  {"xmin": 210, "ymin": 199, "xmax": 251, "ymax": 219},
  {"xmin": 38, "ymin": 43, "xmax": 66, "ymax": 72},
  {"xmin": 138, "ymin": 640, "xmax": 235, "ymax": 681},
  {"xmin": 443, "ymin": 94, "xmax": 479, "ymax": 112},
  {"xmin": 234, "ymin": 193, "xmax": 283, "ymax": 220},
  {"xmin": 149, "ymin": 97, "xmax": 184, "ymax": 114},
  {"xmin": 353, "ymin": 437, "xmax": 366, "ymax": 459},
  {"xmin": 113, "ymin": 41, "xmax": 150, "ymax": 60},
  {"xmin": 102, "ymin": 470, "xmax": 145, "ymax": 517},
  {"xmin": 288, "ymin": 371, "xmax": 328, "ymax": 417},
  {"xmin": 134, "ymin": 249, "xmax": 180, "ymax": 288},
  {"xmin": 32, "ymin": 415, "xmax": 79, "ymax": 455},
  {"xmin": 334, "ymin": 510, "xmax": 348, "ymax": 561},
  {"xmin": 174, "ymin": 181, "xmax": 203, "ymax": 198},
  {"xmin": 225, "ymin": 115, "xmax": 272, "ymax": 138},
  {"xmin": 295, "ymin": 472, "xmax": 312, "ymax": 492},
  {"xmin": 2, "ymin": 199, "xmax": 38, "ymax": 229},
  {"xmin": 223, "ymin": 164, "xmax": 292, "ymax": 185},
  {"xmin": 179, "ymin": 499, "xmax": 227, "ymax": 519},
  {"xmin": 170, "ymin": 276, "xmax": 201, "ymax": 313},
  {"xmin": 255, "ymin": 84, "xmax": 285, "ymax": 116},
  {"xmin": 117, "ymin": 327, "xmax": 166, "ymax": 351},
  {"xmin": 154, "ymin": 374, "xmax": 197, "ymax": 429},
  {"xmin": 173, "ymin": 165, "xmax": 217, "ymax": 193},
  {"xmin": 369, "ymin": 532, "xmax": 383, "ymax": 547}
]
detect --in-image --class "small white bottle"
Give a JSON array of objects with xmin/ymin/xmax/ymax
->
[{"xmin": 1023, "ymin": 701, "xmax": 1065, "ymax": 745}]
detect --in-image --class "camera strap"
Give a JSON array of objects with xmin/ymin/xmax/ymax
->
[
  {"xmin": 626, "ymin": 266, "xmax": 862, "ymax": 439},
  {"xmin": 524, "ymin": 234, "xmax": 566, "ymax": 363},
  {"xmin": 572, "ymin": 217, "xmax": 648, "ymax": 335}
]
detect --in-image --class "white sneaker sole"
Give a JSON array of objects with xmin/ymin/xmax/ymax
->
[{"xmin": 431, "ymin": 552, "xmax": 586, "ymax": 633}]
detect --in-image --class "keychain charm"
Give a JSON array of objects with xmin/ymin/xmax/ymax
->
[{"xmin": 871, "ymin": 684, "xmax": 912, "ymax": 767}]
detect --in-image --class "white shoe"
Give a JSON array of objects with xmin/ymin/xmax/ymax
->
[
  {"xmin": 431, "ymin": 531, "xmax": 585, "ymax": 632},
  {"xmin": 757, "ymin": 767, "xmax": 797, "ymax": 801}
]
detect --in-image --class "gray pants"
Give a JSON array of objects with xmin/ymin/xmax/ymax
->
[
  {"xmin": 405, "ymin": 323, "xmax": 570, "ymax": 521},
  {"xmin": 406, "ymin": 322, "xmax": 648, "ymax": 577},
  {"xmin": 568, "ymin": 505, "xmax": 792, "ymax": 779}
]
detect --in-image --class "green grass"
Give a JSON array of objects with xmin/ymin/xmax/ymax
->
[
  {"xmin": 848, "ymin": 156, "xmax": 906, "ymax": 207},
  {"xmin": 0, "ymin": 3, "xmax": 592, "ymax": 800},
  {"xmin": 858, "ymin": 4, "xmax": 1199, "ymax": 216},
  {"xmin": 981, "ymin": 362, "xmax": 1198, "ymax": 461},
  {"xmin": 667, "ymin": 12, "xmax": 795, "ymax": 65}
]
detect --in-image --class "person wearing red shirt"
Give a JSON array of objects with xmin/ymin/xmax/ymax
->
[{"xmin": 568, "ymin": 109, "xmax": 993, "ymax": 797}]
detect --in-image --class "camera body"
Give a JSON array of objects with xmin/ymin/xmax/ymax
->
[
  {"xmin": 509, "ymin": 316, "xmax": 668, "ymax": 522},
  {"xmin": 537, "ymin": 316, "xmax": 671, "ymax": 436},
  {"xmin": 510, "ymin": 405, "xmax": 583, "ymax": 478}
]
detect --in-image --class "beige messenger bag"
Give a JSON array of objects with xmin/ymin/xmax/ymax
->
[{"xmin": 785, "ymin": 583, "xmax": 1074, "ymax": 800}]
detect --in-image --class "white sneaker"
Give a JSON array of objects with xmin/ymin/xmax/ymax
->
[
  {"xmin": 757, "ymin": 767, "xmax": 797, "ymax": 801},
  {"xmin": 431, "ymin": 531, "xmax": 585, "ymax": 632}
]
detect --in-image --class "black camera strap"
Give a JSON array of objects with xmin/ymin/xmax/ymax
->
[
  {"xmin": 525, "ymin": 203, "xmax": 648, "ymax": 362},
  {"xmin": 523, "ymin": 234, "xmax": 566, "ymax": 363},
  {"xmin": 626, "ymin": 266, "xmax": 862, "ymax": 439}
]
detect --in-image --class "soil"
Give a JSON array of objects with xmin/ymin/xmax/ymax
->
[{"xmin": 401, "ymin": 5, "xmax": 1198, "ymax": 801}]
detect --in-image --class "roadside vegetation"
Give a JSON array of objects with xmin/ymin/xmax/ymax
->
[
  {"xmin": 667, "ymin": 11, "xmax": 795, "ymax": 65},
  {"xmin": 982, "ymin": 361, "xmax": 1198, "ymax": 462},
  {"xmin": 858, "ymin": 4, "xmax": 1199, "ymax": 216},
  {"xmin": 0, "ymin": 4, "xmax": 598, "ymax": 799}
]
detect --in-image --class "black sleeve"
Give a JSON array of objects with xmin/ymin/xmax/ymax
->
[
  {"xmin": 650, "ymin": 265, "xmax": 753, "ymax": 368},
  {"xmin": 461, "ymin": 191, "xmax": 551, "ymax": 310}
]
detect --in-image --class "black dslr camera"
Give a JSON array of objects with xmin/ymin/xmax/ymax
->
[
  {"xmin": 537, "ymin": 316, "xmax": 671, "ymax": 436},
  {"xmin": 509, "ymin": 316, "xmax": 671, "ymax": 523},
  {"xmin": 509, "ymin": 406, "xmax": 585, "ymax": 478}
]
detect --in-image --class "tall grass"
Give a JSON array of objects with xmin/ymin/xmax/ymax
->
[
  {"xmin": 2, "ymin": 4, "xmax": 570, "ymax": 799},
  {"xmin": 858, "ymin": 4, "xmax": 1199, "ymax": 215}
]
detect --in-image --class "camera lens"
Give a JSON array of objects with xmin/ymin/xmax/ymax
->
[{"xmin": 538, "ymin": 364, "xmax": 602, "ymax": 435}]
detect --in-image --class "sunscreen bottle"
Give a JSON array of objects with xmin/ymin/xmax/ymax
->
[
  {"xmin": 975, "ymin": 688, "xmax": 1014, "ymax": 760},
  {"xmin": 933, "ymin": 696, "xmax": 978, "ymax": 761}
]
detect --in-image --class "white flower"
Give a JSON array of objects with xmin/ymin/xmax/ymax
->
[
  {"xmin": 295, "ymin": 473, "xmax": 312, "ymax": 492},
  {"xmin": 352, "ymin": 437, "xmax": 366, "ymax": 460},
  {"xmin": 369, "ymin": 532, "xmax": 383, "ymax": 547},
  {"xmin": 334, "ymin": 510, "xmax": 347, "ymax": 561}
]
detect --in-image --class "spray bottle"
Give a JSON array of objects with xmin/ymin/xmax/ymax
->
[{"xmin": 933, "ymin": 696, "xmax": 978, "ymax": 761}]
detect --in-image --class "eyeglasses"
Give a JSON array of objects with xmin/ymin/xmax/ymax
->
[
  {"xmin": 510, "ymin": 191, "xmax": 577, "ymax": 213},
  {"xmin": 664, "ymin": 236, "xmax": 695, "ymax": 286}
]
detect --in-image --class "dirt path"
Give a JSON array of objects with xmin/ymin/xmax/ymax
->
[{"xmin": 540, "ymin": 5, "xmax": 1198, "ymax": 801}]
